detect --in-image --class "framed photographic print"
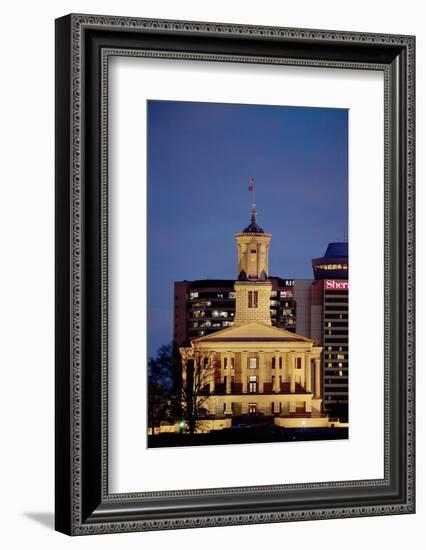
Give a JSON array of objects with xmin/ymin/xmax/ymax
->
[{"xmin": 55, "ymin": 14, "xmax": 415, "ymax": 535}]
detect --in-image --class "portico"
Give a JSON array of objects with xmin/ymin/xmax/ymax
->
[{"xmin": 180, "ymin": 322, "xmax": 325, "ymax": 424}]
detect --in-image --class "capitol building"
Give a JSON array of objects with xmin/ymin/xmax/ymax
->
[{"xmin": 179, "ymin": 204, "xmax": 331, "ymax": 430}]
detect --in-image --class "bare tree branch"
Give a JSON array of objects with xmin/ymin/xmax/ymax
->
[{"xmin": 180, "ymin": 354, "xmax": 214, "ymax": 434}]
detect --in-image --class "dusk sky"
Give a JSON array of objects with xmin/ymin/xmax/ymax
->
[{"xmin": 147, "ymin": 100, "xmax": 348, "ymax": 358}]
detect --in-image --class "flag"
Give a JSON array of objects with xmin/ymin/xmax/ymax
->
[{"xmin": 248, "ymin": 177, "xmax": 254, "ymax": 192}]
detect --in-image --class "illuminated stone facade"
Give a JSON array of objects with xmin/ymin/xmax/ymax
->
[{"xmin": 180, "ymin": 205, "xmax": 329, "ymax": 428}]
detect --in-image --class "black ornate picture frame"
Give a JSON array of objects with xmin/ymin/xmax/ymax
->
[{"xmin": 55, "ymin": 14, "xmax": 415, "ymax": 535}]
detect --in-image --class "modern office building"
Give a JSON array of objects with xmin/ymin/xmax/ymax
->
[
  {"xmin": 179, "ymin": 205, "xmax": 330, "ymax": 429},
  {"xmin": 290, "ymin": 244, "xmax": 349, "ymax": 420},
  {"xmin": 312, "ymin": 243, "xmax": 349, "ymax": 420},
  {"xmin": 173, "ymin": 277, "xmax": 296, "ymax": 347}
]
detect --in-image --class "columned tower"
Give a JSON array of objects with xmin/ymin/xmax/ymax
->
[{"xmin": 234, "ymin": 204, "xmax": 272, "ymax": 326}]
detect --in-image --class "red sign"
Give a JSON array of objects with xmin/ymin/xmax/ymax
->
[{"xmin": 325, "ymin": 279, "xmax": 349, "ymax": 290}]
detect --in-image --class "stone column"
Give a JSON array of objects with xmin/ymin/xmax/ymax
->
[
  {"xmin": 231, "ymin": 352, "xmax": 235, "ymax": 389},
  {"xmin": 273, "ymin": 352, "xmax": 280, "ymax": 393},
  {"xmin": 226, "ymin": 353, "xmax": 232, "ymax": 394},
  {"xmin": 192, "ymin": 352, "xmax": 200, "ymax": 393},
  {"xmin": 281, "ymin": 352, "xmax": 288, "ymax": 382},
  {"xmin": 314, "ymin": 358, "xmax": 321, "ymax": 398},
  {"xmin": 289, "ymin": 352, "xmax": 295, "ymax": 393},
  {"xmin": 220, "ymin": 353, "xmax": 226, "ymax": 385},
  {"xmin": 305, "ymin": 352, "xmax": 312, "ymax": 393},
  {"xmin": 209, "ymin": 352, "xmax": 215, "ymax": 394},
  {"xmin": 258, "ymin": 352, "xmax": 264, "ymax": 393},
  {"xmin": 241, "ymin": 351, "xmax": 248, "ymax": 393},
  {"xmin": 181, "ymin": 357, "xmax": 187, "ymax": 391}
]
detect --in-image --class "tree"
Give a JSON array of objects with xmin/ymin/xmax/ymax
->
[
  {"xmin": 180, "ymin": 351, "xmax": 214, "ymax": 435},
  {"xmin": 148, "ymin": 343, "xmax": 174, "ymax": 388},
  {"xmin": 147, "ymin": 344, "xmax": 174, "ymax": 434},
  {"xmin": 147, "ymin": 381, "xmax": 171, "ymax": 435}
]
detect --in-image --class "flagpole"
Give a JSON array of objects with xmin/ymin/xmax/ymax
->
[{"xmin": 249, "ymin": 176, "xmax": 255, "ymax": 207}]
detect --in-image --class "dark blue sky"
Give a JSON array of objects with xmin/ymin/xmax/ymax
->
[{"xmin": 147, "ymin": 100, "xmax": 348, "ymax": 357}]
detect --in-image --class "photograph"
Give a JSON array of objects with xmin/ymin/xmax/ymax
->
[{"xmin": 147, "ymin": 100, "xmax": 349, "ymax": 448}]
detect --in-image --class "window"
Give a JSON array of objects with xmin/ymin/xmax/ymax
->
[
  {"xmin": 249, "ymin": 376, "xmax": 257, "ymax": 393},
  {"xmin": 249, "ymin": 357, "xmax": 257, "ymax": 369},
  {"xmin": 224, "ymin": 357, "xmax": 228, "ymax": 369},
  {"xmin": 192, "ymin": 300, "xmax": 211, "ymax": 308},
  {"xmin": 339, "ymin": 370, "xmax": 343, "ymax": 377},
  {"xmin": 315, "ymin": 263, "xmax": 348, "ymax": 270},
  {"xmin": 337, "ymin": 354, "xmax": 345, "ymax": 360},
  {"xmin": 248, "ymin": 403, "xmax": 257, "ymax": 414},
  {"xmin": 248, "ymin": 290, "xmax": 258, "ymax": 308},
  {"xmin": 192, "ymin": 310, "xmax": 205, "ymax": 318},
  {"xmin": 217, "ymin": 293, "xmax": 224, "ymax": 298},
  {"xmin": 250, "ymin": 249, "xmax": 256, "ymax": 254},
  {"xmin": 271, "ymin": 402, "xmax": 275, "ymax": 414},
  {"xmin": 189, "ymin": 292, "xmax": 199, "ymax": 300},
  {"xmin": 296, "ymin": 357, "xmax": 302, "ymax": 369},
  {"xmin": 272, "ymin": 357, "xmax": 275, "ymax": 369}
]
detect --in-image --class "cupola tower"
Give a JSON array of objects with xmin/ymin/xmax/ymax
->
[{"xmin": 234, "ymin": 204, "xmax": 272, "ymax": 326}]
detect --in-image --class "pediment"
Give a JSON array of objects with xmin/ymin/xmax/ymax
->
[{"xmin": 192, "ymin": 321, "xmax": 313, "ymax": 344}]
